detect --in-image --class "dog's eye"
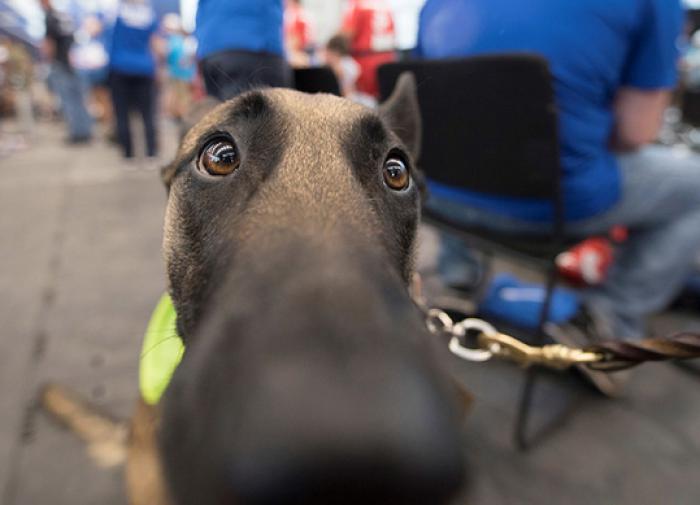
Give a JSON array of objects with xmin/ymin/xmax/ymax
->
[
  {"xmin": 198, "ymin": 139, "xmax": 240, "ymax": 176},
  {"xmin": 383, "ymin": 157, "xmax": 409, "ymax": 191}
]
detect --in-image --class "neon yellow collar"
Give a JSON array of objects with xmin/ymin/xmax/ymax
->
[{"xmin": 139, "ymin": 293, "xmax": 184, "ymax": 405}]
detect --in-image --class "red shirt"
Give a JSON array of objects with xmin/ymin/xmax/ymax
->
[
  {"xmin": 342, "ymin": 0, "xmax": 396, "ymax": 97},
  {"xmin": 285, "ymin": 3, "xmax": 313, "ymax": 51}
]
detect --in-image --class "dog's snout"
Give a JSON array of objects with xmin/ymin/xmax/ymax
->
[{"xmin": 222, "ymin": 364, "xmax": 465, "ymax": 505}]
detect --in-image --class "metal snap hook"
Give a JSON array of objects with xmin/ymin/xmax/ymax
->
[{"xmin": 448, "ymin": 318, "xmax": 494, "ymax": 362}]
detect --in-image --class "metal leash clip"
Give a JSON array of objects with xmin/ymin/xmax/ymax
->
[
  {"xmin": 425, "ymin": 308, "xmax": 604, "ymax": 368},
  {"xmin": 477, "ymin": 331, "xmax": 604, "ymax": 369},
  {"xmin": 425, "ymin": 309, "xmax": 493, "ymax": 362},
  {"xmin": 424, "ymin": 304, "xmax": 700, "ymax": 370}
]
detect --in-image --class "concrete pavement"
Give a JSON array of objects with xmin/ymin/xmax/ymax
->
[
  {"xmin": 1, "ymin": 121, "xmax": 699, "ymax": 505},
  {"xmin": 1, "ymin": 123, "xmax": 169, "ymax": 505}
]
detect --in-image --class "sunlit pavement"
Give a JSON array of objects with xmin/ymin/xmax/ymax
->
[{"xmin": 1, "ymin": 121, "xmax": 699, "ymax": 505}]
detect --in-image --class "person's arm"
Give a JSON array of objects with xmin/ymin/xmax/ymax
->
[
  {"xmin": 611, "ymin": 88, "xmax": 671, "ymax": 151},
  {"xmin": 611, "ymin": 0, "xmax": 683, "ymax": 151}
]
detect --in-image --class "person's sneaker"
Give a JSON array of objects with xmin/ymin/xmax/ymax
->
[
  {"xmin": 544, "ymin": 308, "xmax": 631, "ymax": 397},
  {"xmin": 65, "ymin": 135, "xmax": 92, "ymax": 145}
]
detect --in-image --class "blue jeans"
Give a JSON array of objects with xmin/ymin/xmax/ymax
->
[
  {"xmin": 429, "ymin": 146, "xmax": 700, "ymax": 339},
  {"xmin": 49, "ymin": 63, "xmax": 92, "ymax": 139}
]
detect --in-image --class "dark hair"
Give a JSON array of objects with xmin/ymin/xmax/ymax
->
[{"xmin": 326, "ymin": 35, "xmax": 351, "ymax": 56}]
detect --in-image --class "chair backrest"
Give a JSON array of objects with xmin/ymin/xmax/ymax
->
[
  {"xmin": 293, "ymin": 66, "xmax": 342, "ymax": 96},
  {"xmin": 377, "ymin": 55, "xmax": 560, "ymax": 201}
]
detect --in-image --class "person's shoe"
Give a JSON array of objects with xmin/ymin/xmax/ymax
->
[
  {"xmin": 65, "ymin": 135, "xmax": 92, "ymax": 145},
  {"xmin": 544, "ymin": 308, "xmax": 631, "ymax": 397}
]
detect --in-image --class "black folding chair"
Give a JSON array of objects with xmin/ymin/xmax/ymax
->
[
  {"xmin": 378, "ymin": 55, "xmax": 577, "ymax": 449},
  {"xmin": 293, "ymin": 66, "xmax": 342, "ymax": 96}
]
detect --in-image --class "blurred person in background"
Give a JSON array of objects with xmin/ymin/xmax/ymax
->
[
  {"xmin": 0, "ymin": 39, "xmax": 9, "ymax": 118},
  {"xmin": 4, "ymin": 37, "xmax": 34, "ymax": 139},
  {"xmin": 416, "ymin": 0, "xmax": 698, "ymax": 356},
  {"xmin": 0, "ymin": 36, "xmax": 33, "ymax": 156},
  {"xmin": 72, "ymin": 14, "xmax": 112, "ymax": 129},
  {"xmin": 196, "ymin": 0, "xmax": 292, "ymax": 101},
  {"xmin": 338, "ymin": 0, "xmax": 396, "ymax": 99},
  {"xmin": 109, "ymin": 0, "xmax": 160, "ymax": 164},
  {"xmin": 284, "ymin": 0, "xmax": 314, "ymax": 68},
  {"xmin": 162, "ymin": 13, "xmax": 196, "ymax": 125},
  {"xmin": 41, "ymin": 0, "xmax": 93, "ymax": 144},
  {"xmin": 324, "ymin": 34, "xmax": 376, "ymax": 107}
]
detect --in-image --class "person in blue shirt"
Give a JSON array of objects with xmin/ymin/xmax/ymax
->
[
  {"xmin": 195, "ymin": 0, "xmax": 292, "ymax": 100},
  {"xmin": 109, "ymin": 0, "xmax": 160, "ymax": 161},
  {"xmin": 416, "ymin": 1, "xmax": 700, "ymax": 353}
]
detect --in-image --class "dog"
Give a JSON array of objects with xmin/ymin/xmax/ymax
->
[{"xmin": 44, "ymin": 74, "xmax": 469, "ymax": 505}]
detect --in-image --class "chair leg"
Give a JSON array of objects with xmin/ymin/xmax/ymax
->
[
  {"xmin": 514, "ymin": 367, "xmax": 539, "ymax": 450},
  {"xmin": 473, "ymin": 250, "xmax": 495, "ymax": 304},
  {"xmin": 513, "ymin": 263, "xmax": 558, "ymax": 451}
]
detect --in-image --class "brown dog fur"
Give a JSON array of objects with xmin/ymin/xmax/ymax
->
[{"xmin": 43, "ymin": 77, "xmax": 469, "ymax": 505}]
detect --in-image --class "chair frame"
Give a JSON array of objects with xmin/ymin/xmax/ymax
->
[{"xmin": 378, "ymin": 55, "xmax": 570, "ymax": 450}]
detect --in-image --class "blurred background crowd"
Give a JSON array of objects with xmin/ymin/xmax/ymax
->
[{"xmin": 0, "ymin": 0, "xmax": 425, "ymax": 162}]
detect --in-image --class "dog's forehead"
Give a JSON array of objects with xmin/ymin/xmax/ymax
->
[
  {"xmin": 182, "ymin": 89, "xmax": 382, "ymax": 151},
  {"xmin": 266, "ymin": 88, "xmax": 370, "ymax": 122}
]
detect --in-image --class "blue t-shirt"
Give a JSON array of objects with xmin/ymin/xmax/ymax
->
[
  {"xmin": 416, "ymin": 0, "xmax": 684, "ymax": 221},
  {"xmin": 109, "ymin": 3, "xmax": 158, "ymax": 77},
  {"xmin": 195, "ymin": 0, "xmax": 284, "ymax": 59}
]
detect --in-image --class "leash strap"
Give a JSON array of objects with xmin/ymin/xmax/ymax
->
[{"xmin": 424, "ymin": 307, "xmax": 700, "ymax": 371}]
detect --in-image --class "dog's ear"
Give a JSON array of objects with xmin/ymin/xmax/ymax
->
[
  {"xmin": 161, "ymin": 96, "xmax": 223, "ymax": 189},
  {"xmin": 379, "ymin": 72, "xmax": 422, "ymax": 160}
]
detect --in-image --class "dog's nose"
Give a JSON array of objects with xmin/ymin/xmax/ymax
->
[{"xmin": 223, "ymin": 363, "xmax": 465, "ymax": 505}]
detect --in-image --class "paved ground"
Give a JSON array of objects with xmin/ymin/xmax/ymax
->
[{"xmin": 1, "ymin": 121, "xmax": 699, "ymax": 505}]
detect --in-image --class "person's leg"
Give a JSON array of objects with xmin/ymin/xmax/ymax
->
[
  {"xmin": 94, "ymin": 85, "xmax": 113, "ymax": 125},
  {"xmin": 426, "ymin": 146, "xmax": 700, "ymax": 339},
  {"xmin": 50, "ymin": 63, "xmax": 91, "ymax": 140},
  {"xmin": 63, "ymin": 67, "xmax": 92, "ymax": 139},
  {"xmin": 15, "ymin": 87, "xmax": 34, "ymax": 135},
  {"xmin": 569, "ymin": 146, "xmax": 700, "ymax": 338},
  {"xmin": 110, "ymin": 72, "xmax": 133, "ymax": 158},
  {"xmin": 134, "ymin": 75, "xmax": 158, "ymax": 157},
  {"xmin": 425, "ymin": 195, "xmax": 550, "ymax": 291}
]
